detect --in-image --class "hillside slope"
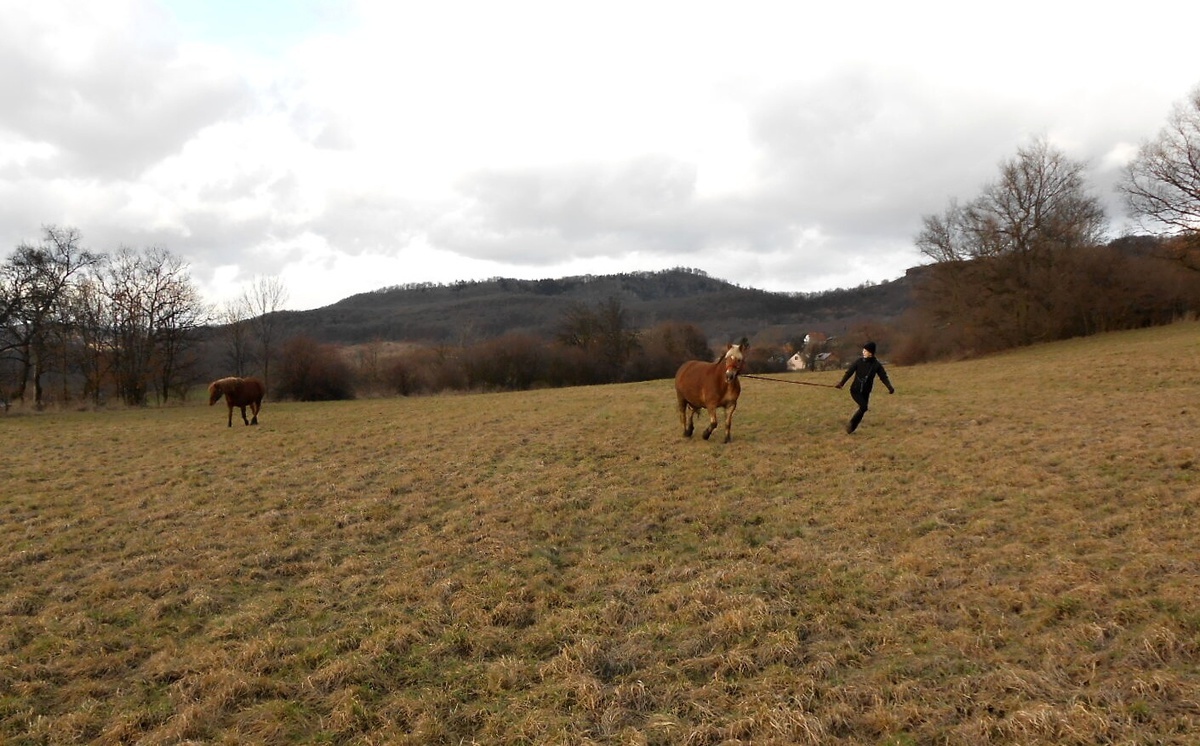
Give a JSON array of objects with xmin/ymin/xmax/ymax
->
[{"xmin": 269, "ymin": 267, "xmax": 918, "ymax": 345}]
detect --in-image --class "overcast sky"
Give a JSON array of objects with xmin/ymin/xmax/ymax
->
[{"xmin": 2, "ymin": 1, "xmax": 1198, "ymax": 312}]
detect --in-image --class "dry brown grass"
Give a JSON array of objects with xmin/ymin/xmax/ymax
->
[{"xmin": 3, "ymin": 321, "xmax": 1199, "ymax": 745}]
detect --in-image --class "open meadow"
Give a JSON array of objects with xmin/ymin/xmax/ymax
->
[{"xmin": 2, "ymin": 321, "xmax": 1199, "ymax": 745}]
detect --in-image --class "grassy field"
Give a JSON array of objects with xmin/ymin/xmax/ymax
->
[{"xmin": 2, "ymin": 321, "xmax": 1199, "ymax": 745}]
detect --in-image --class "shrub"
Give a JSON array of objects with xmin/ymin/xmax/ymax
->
[{"xmin": 275, "ymin": 336, "xmax": 355, "ymax": 401}]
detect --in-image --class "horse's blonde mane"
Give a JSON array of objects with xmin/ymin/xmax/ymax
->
[{"xmin": 210, "ymin": 376, "xmax": 241, "ymax": 391}]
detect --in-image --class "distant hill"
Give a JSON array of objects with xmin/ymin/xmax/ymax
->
[{"xmin": 268, "ymin": 267, "xmax": 921, "ymax": 346}]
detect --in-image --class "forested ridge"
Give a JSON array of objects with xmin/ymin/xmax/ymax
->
[{"xmin": 267, "ymin": 267, "xmax": 917, "ymax": 347}]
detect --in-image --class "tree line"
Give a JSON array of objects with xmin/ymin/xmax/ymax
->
[
  {"xmin": 267, "ymin": 303, "xmax": 719, "ymax": 401},
  {"xmin": 0, "ymin": 230, "xmax": 290, "ymax": 410},
  {"xmin": 893, "ymin": 86, "xmax": 1200, "ymax": 361},
  {"xmin": 0, "ymin": 227, "xmax": 208, "ymax": 408},
  {"xmin": 0, "ymin": 226, "xmax": 722, "ymax": 405},
  {"xmin": 0, "ymin": 223, "xmax": 720, "ymax": 407}
]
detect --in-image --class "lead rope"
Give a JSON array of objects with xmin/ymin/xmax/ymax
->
[{"xmin": 740, "ymin": 374, "xmax": 838, "ymax": 389}]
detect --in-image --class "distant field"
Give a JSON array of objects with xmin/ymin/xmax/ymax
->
[{"xmin": 2, "ymin": 321, "xmax": 1198, "ymax": 745}]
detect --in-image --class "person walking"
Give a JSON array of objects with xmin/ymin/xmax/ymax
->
[{"xmin": 835, "ymin": 341, "xmax": 894, "ymax": 433}]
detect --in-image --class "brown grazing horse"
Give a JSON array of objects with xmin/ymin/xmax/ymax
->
[
  {"xmin": 208, "ymin": 377, "xmax": 265, "ymax": 427},
  {"xmin": 673, "ymin": 341, "xmax": 748, "ymax": 443}
]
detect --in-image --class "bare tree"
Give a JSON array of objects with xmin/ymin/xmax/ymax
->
[
  {"xmin": 556, "ymin": 296, "xmax": 640, "ymax": 382},
  {"xmin": 0, "ymin": 226, "xmax": 99, "ymax": 407},
  {"xmin": 219, "ymin": 296, "xmax": 255, "ymax": 377},
  {"xmin": 106, "ymin": 249, "xmax": 156, "ymax": 405},
  {"xmin": 354, "ymin": 338, "xmax": 387, "ymax": 394},
  {"xmin": 67, "ymin": 274, "xmax": 111, "ymax": 405},
  {"xmin": 1120, "ymin": 85, "xmax": 1200, "ymax": 271},
  {"xmin": 146, "ymin": 251, "xmax": 210, "ymax": 402},
  {"xmin": 556, "ymin": 301, "xmax": 601, "ymax": 349},
  {"xmin": 101, "ymin": 247, "xmax": 208, "ymax": 405},
  {"xmin": 801, "ymin": 332, "xmax": 830, "ymax": 371},
  {"xmin": 244, "ymin": 275, "xmax": 288, "ymax": 392},
  {"xmin": 915, "ymin": 138, "xmax": 1107, "ymax": 350},
  {"xmin": 647, "ymin": 320, "xmax": 712, "ymax": 361}
]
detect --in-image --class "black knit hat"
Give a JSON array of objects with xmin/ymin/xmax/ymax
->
[{"xmin": 863, "ymin": 341, "xmax": 877, "ymax": 354}]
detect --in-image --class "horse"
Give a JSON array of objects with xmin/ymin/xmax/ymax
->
[
  {"xmin": 673, "ymin": 341, "xmax": 748, "ymax": 443},
  {"xmin": 208, "ymin": 376, "xmax": 265, "ymax": 427}
]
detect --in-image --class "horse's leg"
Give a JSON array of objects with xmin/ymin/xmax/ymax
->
[
  {"xmin": 239, "ymin": 405, "xmax": 250, "ymax": 425},
  {"xmin": 678, "ymin": 394, "xmax": 693, "ymax": 437},
  {"xmin": 723, "ymin": 401, "xmax": 737, "ymax": 443},
  {"xmin": 250, "ymin": 401, "xmax": 259, "ymax": 425},
  {"xmin": 702, "ymin": 405, "xmax": 718, "ymax": 440},
  {"xmin": 226, "ymin": 404, "xmax": 233, "ymax": 427}
]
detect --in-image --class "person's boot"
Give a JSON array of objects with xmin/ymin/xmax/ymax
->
[{"xmin": 847, "ymin": 411, "xmax": 863, "ymax": 433}]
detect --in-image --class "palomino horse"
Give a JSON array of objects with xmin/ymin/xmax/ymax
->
[
  {"xmin": 673, "ymin": 341, "xmax": 748, "ymax": 443},
  {"xmin": 208, "ymin": 376, "xmax": 265, "ymax": 427}
]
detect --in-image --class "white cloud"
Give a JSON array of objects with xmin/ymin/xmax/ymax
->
[{"xmin": 1, "ymin": 0, "xmax": 1199, "ymax": 312}]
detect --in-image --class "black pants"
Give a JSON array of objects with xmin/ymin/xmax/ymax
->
[{"xmin": 848, "ymin": 387, "xmax": 871, "ymax": 432}]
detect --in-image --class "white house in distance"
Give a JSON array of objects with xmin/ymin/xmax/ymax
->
[
  {"xmin": 787, "ymin": 351, "xmax": 839, "ymax": 371},
  {"xmin": 786, "ymin": 332, "xmax": 839, "ymax": 371}
]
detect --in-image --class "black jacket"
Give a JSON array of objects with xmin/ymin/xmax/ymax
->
[{"xmin": 838, "ymin": 356, "xmax": 893, "ymax": 395}]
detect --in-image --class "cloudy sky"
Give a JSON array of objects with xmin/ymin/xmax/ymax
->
[{"xmin": 2, "ymin": 0, "xmax": 1198, "ymax": 312}]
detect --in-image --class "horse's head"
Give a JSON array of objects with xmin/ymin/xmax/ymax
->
[
  {"xmin": 721, "ymin": 342, "xmax": 747, "ymax": 382},
  {"xmin": 210, "ymin": 378, "xmax": 240, "ymax": 410}
]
